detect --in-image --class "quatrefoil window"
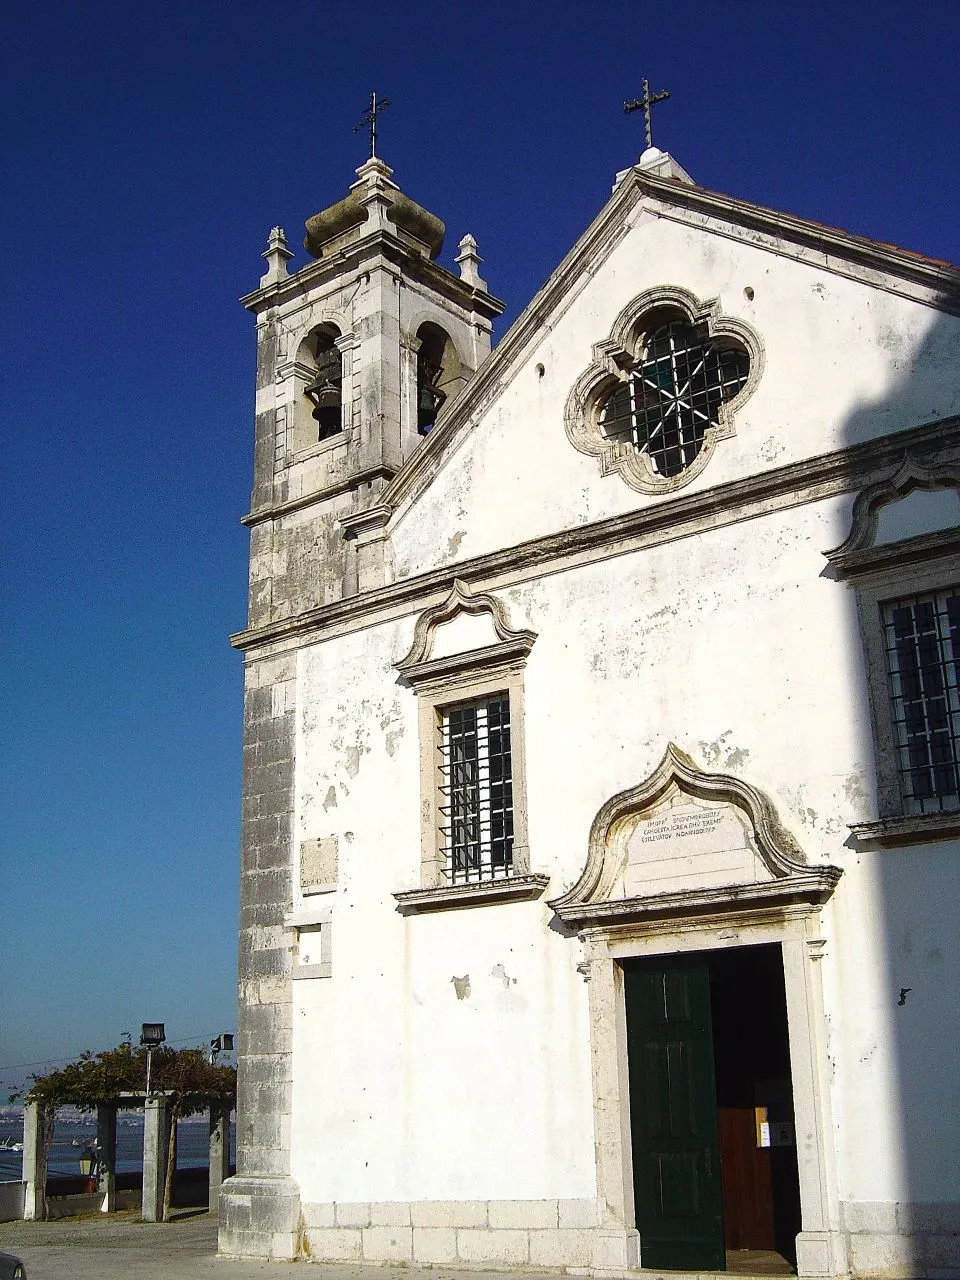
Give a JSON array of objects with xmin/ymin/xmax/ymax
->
[
  {"xmin": 565, "ymin": 288, "xmax": 762, "ymax": 494},
  {"xmin": 598, "ymin": 319, "xmax": 750, "ymax": 479}
]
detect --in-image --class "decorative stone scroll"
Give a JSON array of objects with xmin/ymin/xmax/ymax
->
[{"xmin": 550, "ymin": 744, "xmax": 841, "ymax": 928}]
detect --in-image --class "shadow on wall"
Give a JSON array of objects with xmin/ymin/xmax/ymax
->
[{"xmin": 833, "ymin": 297, "xmax": 960, "ymax": 1271}]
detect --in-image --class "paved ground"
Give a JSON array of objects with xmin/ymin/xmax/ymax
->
[{"xmin": 0, "ymin": 1210, "xmax": 553, "ymax": 1280}]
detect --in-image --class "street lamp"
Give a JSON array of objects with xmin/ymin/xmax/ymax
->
[
  {"xmin": 140, "ymin": 1022, "xmax": 165, "ymax": 1097},
  {"xmin": 209, "ymin": 1032, "xmax": 234, "ymax": 1064}
]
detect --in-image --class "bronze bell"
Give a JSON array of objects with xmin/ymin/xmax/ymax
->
[
  {"xmin": 417, "ymin": 381, "xmax": 446, "ymax": 435},
  {"xmin": 305, "ymin": 375, "xmax": 343, "ymax": 439}
]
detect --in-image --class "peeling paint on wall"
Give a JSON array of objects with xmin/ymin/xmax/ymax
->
[{"xmin": 451, "ymin": 974, "xmax": 471, "ymax": 1000}]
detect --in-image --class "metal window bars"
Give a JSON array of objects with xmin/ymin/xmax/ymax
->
[
  {"xmin": 883, "ymin": 589, "xmax": 960, "ymax": 814},
  {"xmin": 600, "ymin": 320, "xmax": 749, "ymax": 478},
  {"xmin": 438, "ymin": 695, "xmax": 514, "ymax": 882}
]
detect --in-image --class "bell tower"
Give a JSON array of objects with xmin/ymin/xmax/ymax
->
[
  {"xmin": 220, "ymin": 159, "xmax": 504, "ymax": 1261},
  {"xmin": 239, "ymin": 157, "xmax": 504, "ymax": 628}
]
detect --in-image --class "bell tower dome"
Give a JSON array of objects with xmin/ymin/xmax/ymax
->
[{"xmin": 239, "ymin": 158, "xmax": 504, "ymax": 627}]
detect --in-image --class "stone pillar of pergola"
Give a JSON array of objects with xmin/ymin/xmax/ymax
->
[
  {"xmin": 22, "ymin": 1101, "xmax": 46, "ymax": 1220},
  {"xmin": 142, "ymin": 1095, "xmax": 171, "ymax": 1222},
  {"xmin": 96, "ymin": 1103, "xmax": 117, "ymax": 1211},
  {"xmin": 208, "ymin": 1103, "xmax": 231, "ymax": 1212}
]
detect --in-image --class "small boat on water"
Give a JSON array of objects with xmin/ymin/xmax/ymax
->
[{"xmin": 0, "ymin": 1139, "xmax": 22, "ymax": 1151}]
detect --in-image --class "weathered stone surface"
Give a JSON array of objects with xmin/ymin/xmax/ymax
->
[
  {"xmin": 412, "ymin": 1226, "xmax": 458, "ymax": 1264},
  {"xmin": 488, "ymin": 1198, "xmax": 558, "ymax": 1229},
  {"xmin": 529, "ymin": 1227, "xmax": 592, "ymax": 1267},
  {"xmin": 303, "ymin": 1227, "xmax": 362, "ymax": 1261},
  {"xmin": 409, "ymin": 1200, "xmax": 487, "ymax": 1228},
  {"xmin": 361, "ymin": 1225, "xmax": 413, "ymax": 1262},
  {"xmin": 369, "ymin": 1201, "xmax": 412, "ymax": 1226},
  {"xmin": 456, "ymin": 1228, "xmax": 528, "ymax": 1265},
  {"xmin": 218, "ymin": 1174, "xmax": 301, "ymax": 1260},
  {"xmin": 334, "ymin": 1201, "xmax": 370, "ymax": 1227},
  {"xmin": 558, "ymin": 1197, "xmax": 602, "ymax": 1228}
]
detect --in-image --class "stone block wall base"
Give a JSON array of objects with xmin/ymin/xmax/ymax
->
[
  {"xmin": 841, "ymin": 1200, "xmax": 960, "ymax": 1278},
  {"xmin": 298, "ymin": 1202, "xmax": 636, "ymax": 1270},
  {"xmin": 218, "ymin": 1174, "xmax": 302, "ymax": 1260},
  {"xmin": 796, "ymin": 1230, "xmax": 849, "ymax": 1279}
]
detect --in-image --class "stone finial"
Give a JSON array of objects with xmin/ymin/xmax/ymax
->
[
  {"xmin": 456, "ymin": 234, "xmax": 487, "ymax": 290},
  {"xmin": 260, "ymin": 226, "xmax": 294, "ymax": 286}
]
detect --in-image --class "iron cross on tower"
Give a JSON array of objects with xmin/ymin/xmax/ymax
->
[
  {"xmin": 624, "ymin": 79, "xmax": 671, "ymax": 151},
  {"xmin": 355, "ymin": 91, "xmax": 391, "ymax": 159}
]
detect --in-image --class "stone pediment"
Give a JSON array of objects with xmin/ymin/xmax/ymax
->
[
  {"xmin": 550, "ymin": 745, "xmax": 841, "ymax": 929},
  {"xmin": 395, "ymin": 579, "xmax": 536, "ymax": 688}
]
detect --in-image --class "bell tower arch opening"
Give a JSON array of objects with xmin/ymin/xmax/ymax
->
[
  {"xmin": 415, "ymin": 321, "xmax": 463, "ymax": 435},
  {"xmin": 295, "ymin": 324, "xmax": 344, "ymax": 449}
]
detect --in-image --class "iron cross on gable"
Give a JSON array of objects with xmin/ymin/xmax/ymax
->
[
  {"xmin": 355, "ymin": 91, "xmax": 391, "ymax": 160},
  {"xmin": 624, "ymin": 79, "xmax": 671, "ymax": 151}
]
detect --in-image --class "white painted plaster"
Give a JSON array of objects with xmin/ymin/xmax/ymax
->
[{"xmin": 390, "ymin": 214, "xmax": 960, "ymax": 580}]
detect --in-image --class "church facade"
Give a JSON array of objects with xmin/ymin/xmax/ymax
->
[{"xmin": 219, "ymin": 146, "xmax": 960, "ymax": 1278}]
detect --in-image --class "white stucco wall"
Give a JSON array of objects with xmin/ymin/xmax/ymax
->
[{"xmin": 289, "ymin": 478, "xmax": 960, "ymax": 1212}]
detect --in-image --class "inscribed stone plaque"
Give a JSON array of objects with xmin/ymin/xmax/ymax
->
[
  {"xmin": 619, "ymin": 793, "xmax": 764, "ymax": 897},
  {"xmin": 300, "ymin": 837, "xmax": 338, "ymax": 892}
]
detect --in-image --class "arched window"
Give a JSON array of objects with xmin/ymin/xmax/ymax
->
[
  {"xmin": 598, "ymin": 317, "xmax": 749, "ymax": 478},
  {"xmin": 304, "ymin": 328, "xmax": 343, "ymax": 441},
  {"xmin": 416, "ymin": 322, "xmax": 462, "ymax": 436}
]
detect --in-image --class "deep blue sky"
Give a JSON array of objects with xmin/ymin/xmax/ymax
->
[{"xmin": 1, "ymin": 0, "xmax": 958, "ymax": 1096}]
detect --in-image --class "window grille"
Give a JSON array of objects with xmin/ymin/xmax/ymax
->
[
  {"xmin": 883, "ymin": 589, "xmax": 960, "ymax": 814},
  {"xmin": 600, "ymin": 320, "xmax": 749, "ymax": 477},
  {"xmin": 438, "ymin": 694, "xmax": 514, "ymax": 882}
]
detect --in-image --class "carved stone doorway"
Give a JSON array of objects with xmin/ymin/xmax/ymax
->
[{"xmin": 549, "ymin": 746, "xmax": 848, "ymax": 1279}]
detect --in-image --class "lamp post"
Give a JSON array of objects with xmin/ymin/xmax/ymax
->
[{"xmin": 140, "ymin": 1022, "xmax": 165, "ymax": 1098}]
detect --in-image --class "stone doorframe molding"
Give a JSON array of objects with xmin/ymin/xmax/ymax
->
[{"xmin": 548, "ymin": 747, "xmax": 847, "ymax": 1279}]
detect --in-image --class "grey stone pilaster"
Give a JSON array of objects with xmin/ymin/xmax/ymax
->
[{"xmin": 219, "ymin": 652, "xmax": 301, "ymax": 1259}]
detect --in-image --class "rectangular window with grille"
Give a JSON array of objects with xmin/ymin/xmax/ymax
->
[
  {"xmin": 883, "ymin": 589, "xmax": 960, "ymax": 814},
  {"xmin": 438, "ymin": 693, "xmax": 514, "ymax": 882}
]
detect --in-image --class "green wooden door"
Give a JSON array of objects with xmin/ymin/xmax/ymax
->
[{"xmin": 625, "ymin": 959, "xmax": 726, "ymax": 1271}]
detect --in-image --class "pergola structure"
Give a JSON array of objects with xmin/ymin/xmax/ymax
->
[{"xmin": 22, "ymin": 1092, "xmax": 232, "ymax": 1221}]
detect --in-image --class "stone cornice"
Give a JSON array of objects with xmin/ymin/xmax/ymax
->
[
  {"xmin": 231, "ymin": 416, "xmax": 960, "ymax": 655},
  {"xmin": 241, "ymin": 226, "xmax": 504, "ymax": 321},
  {"xmin": 550, "ymin": 872, "xmax": 842, "ymax": 931},
  {"xmin": 637, "ymin": 171, "xmax": 960, "ymax": 300},
  {"xmin": 849, "ymin": 812, "xmax": 960, "ymax": 846},
  {"xmin": 393, "ymin": 873, "xmax": 550, "ymax": 913},
  {"xmin": 241, "ymin": 467, "xmax": 397, "ymax": 527}
]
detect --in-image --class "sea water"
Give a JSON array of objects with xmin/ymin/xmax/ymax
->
[{"xmin": 0, "ymin": 1112, "xmax": 235, "ymax": 1184}]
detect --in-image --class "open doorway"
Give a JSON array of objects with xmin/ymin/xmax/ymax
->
[{"xmin": 624, "ymin": 944, "xmax": 801, "ymax": 1273}]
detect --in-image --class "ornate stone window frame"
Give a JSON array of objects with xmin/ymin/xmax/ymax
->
[
  {"xmin": 565, "ymin": 285, "xmax": 763, "ymax": 494},
  {"xmin": 548, "ymin": 747, "xmax": 845, "ymax": 1279},
  {"xmin": 824, "ymin": 455, "xmax": 960, "ymax": 844},
  {"xmin": 393, "ymin": 580, "xmax": 549, "ymax": 912}
]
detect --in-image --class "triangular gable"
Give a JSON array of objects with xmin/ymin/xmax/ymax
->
[{"xmin": 379, "ymin": 161, "xmax": 960, "ymax": 529}]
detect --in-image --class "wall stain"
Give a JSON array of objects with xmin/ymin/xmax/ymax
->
[
  {"xmin": 490, "ymin": 963, "xmax": 516, "ymax": 989},
  {"xmin": 322, "ymin": 786, "xmax": 338, "ymax": 811},
  {"xmin": 451, "ymin": 974, "xmax": 471, "ymax": 1000}
]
